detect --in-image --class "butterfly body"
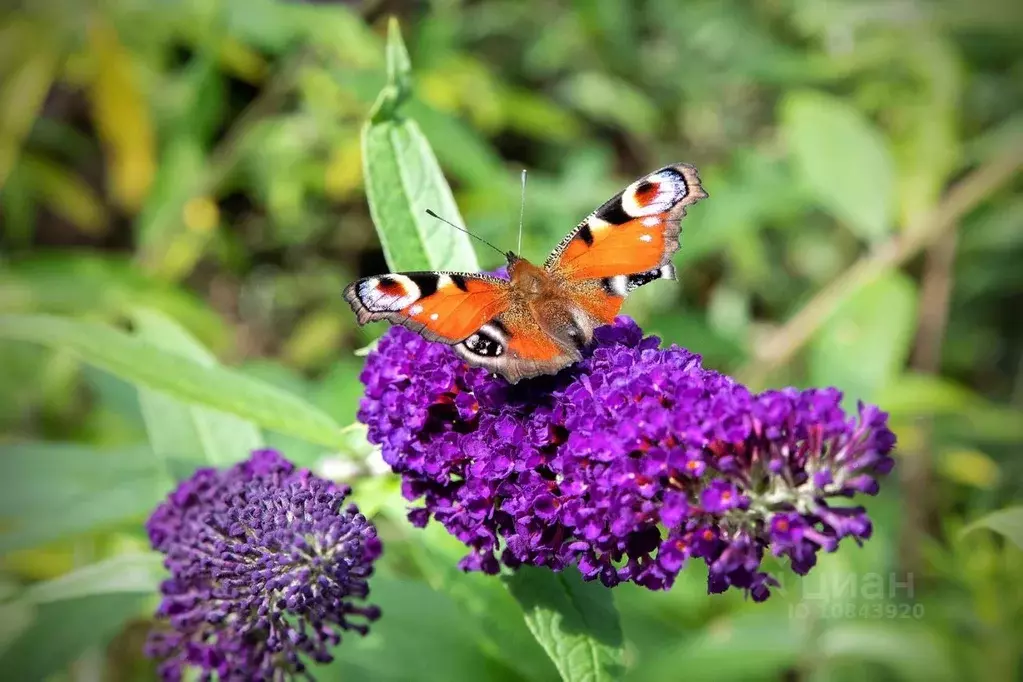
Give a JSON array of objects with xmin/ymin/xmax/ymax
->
[{"xmin": 344, "ymin": 163, "xmax": 706, "ymax": 383}]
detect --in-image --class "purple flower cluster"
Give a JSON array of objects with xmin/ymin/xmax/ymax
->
[
  {"xmin": 145, "ymin": 450, "xmax": 381, "ymax": 681},
  {"xmin": 359, "ymin": 317, "xmax": 894, "ymax": 600}
]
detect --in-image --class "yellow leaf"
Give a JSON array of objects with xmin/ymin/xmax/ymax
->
[
  {"xmin": 939, "ymin": 448, "xmax": 1000, "ymax": 489},
  {"xmin": 324, "ymin": 135, "xmax": 363, "ymax": 199},
  {"xmin": 418, "ymin": 69, "xmax": 462, "ymax": 113},
  {"xmin": 153, "ymin": 231, "xmax": 211, "ymax": 282},
  {"xmin": 217, "ymin": 37, "xmax": 268, "ymax": 84},
  {"xmin": 182, "ymin": 196, "xmax": 219, "ymax": 234},
  {"xmin": 1, "ymin": 544, "xmax": 75, "ymax": 581},
  {"xmin": 87, "ymin": 17, "xmax": 155, "ymax": 211},
  {"xmin": 282, "ymin": 309, "xmax": 345, "ymax": 370},
  {"xmin": 0, "ymin": 22, "xmax": 58, "ymax": 188},
  {"xmin": 19, "ymin": 155, "xmax": 109, "ymax": 235}
]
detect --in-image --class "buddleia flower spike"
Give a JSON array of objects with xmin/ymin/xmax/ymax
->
[
  {"xmin": 358, "ymin": 317, "xmax": 893, "ymax": 600},
  {"xmin": 145, "ymin": 449, "xmax": 381, "ymax": 681}
]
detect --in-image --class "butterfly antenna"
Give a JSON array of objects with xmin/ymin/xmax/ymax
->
[
  {"xmin": 424, "ymin": 209, "xmax": 507, "ymax": 258},
  {"xmin": 517, "ymin": 169, "xmax": 527, "ymax": 255}
]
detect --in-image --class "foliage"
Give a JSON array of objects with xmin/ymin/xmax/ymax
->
[{"xmin": 0, "ymin": 1, "xmax": 1021, "ymax": 681}]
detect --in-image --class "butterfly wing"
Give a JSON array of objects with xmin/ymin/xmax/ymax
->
[
  {"xmin": 343, "ymin": 271, "xmax": 577, "ymax": 383},
  {"xmin": 558, "ymin": 265, "xmax": 681, "ymax": 327},
  {"xmin": 452, "ymin": 302, "xmax": 583, "ymax": 384},
  {"xmin": 343, "ymin": 272, "xmax": 512, "ymax": 344},
  {"xmin": 543, "ymin": 163, "xmax": 706, "ymax": 325}
]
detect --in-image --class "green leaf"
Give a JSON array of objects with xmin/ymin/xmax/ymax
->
[
  {"xmin": 557, "ymin": 72, "xmax": 658, "ymax": 139},
  {"xmin": 808, "ymin": 272, "xmax": 918, "ymax": 405},
  {"xmin": 0, "ymin": 599, "xmax": 34, "ymax": 662},
  {"xmin": 0, "ymin": 443, "xmax": 166, "ymax": 553},
  {"xmin": 0, "ymin": 593, "xmax": 149, "ymax": 681},
  {"xmin": 384, "ymin": 18, "xmax": 412, "ymax": 98},
  {"xmin": 131, "ymin": 308, "xmax": 264, "ymax": 474},
  {"xmin": 890, "ymin": 37, "xmax": 961, "ymax": 227},
  {"xmin": 0, "ymin": 314, "xmax": 348, "ymax": 450},
  {"xmin": 0, "ymin": 252, "xmax": 229, "ymax": 351},
  {"xmin": 0, "ymin": 554, "xmax": 160, "ymax": 681},
  {"xmin": 630, "ymin": 610, "xmax": 806, "ymax": 682},
  {"xmin": 818, "ymin": 622, "xmax": 956, "ymax": 682},
  {"xmin": 135, "ymin": 134, "xmax": 206, "ymax": 266},
  {"xmin": 960, "ymin": 506, "xmax": 1023, "ymax": 550},
  {"xmin": 874, "ymin": 373, "xmax": 982, "ymax": 417},
  {"xmin": 0, "ymin": 21, "xmax": 58, "ymax": 187},
  {"xmin": 782, "ymin": 90, "xmax": 896, "ymax": 242},
  {"xmin": 408, "ymin": 98, "xmax": 507, "ymax": 188},
  {"xmin": 223, "ymin": 0, "xmax": 381, "ymax": 65},
  {"xmin": 362, "ymin": 21, "xmax": 480, "ymax": 272},
  {"xmin": 403, "ymin": 522, "xmax": 560, "ymax": 682},
  {"xmin": 24, "ymin": 553, "xmax": 165, "ymax": 603},
  {"xmin": 17, "ymin": 155, "xmax": 109, "ymax": 236},
  {"xmin": 367, "ymin": 18, "xmax": 411, "ymax": 123},
  {"xmin": 327, "ymin": 577, "xmax": 509, "ymax": 682},
  {"xmin": 362, "ymin": 120, "xmax": 481, "ymax": 272},
  {"xmin": 504, "ymin": 567, "xmax": 625, "ymax": 682},
  {"xmin": 314, "ymin": 359, "xmax": 368, "ymax": 425}
]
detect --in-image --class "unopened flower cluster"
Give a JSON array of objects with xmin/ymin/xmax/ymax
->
[
  {"xmin": 359, "ymin": 317, "xmax": 894, "ymax": 600},
  {"xmin": 146, "ymin": 449, "xmax": 381, "ymax": 681}
]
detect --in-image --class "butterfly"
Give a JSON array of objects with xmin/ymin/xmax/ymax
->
[{"xmin": 343, "ymin": 163, "xmax": 707, "ymax": 384}]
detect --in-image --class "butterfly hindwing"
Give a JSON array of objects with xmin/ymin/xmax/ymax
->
[
  {"xmin": 544, "ymin": 164, "xmax": 706, "ymax": 280},
  {"xmin": 565, "ymin": 264, "xmax": 679, "ymax": 326},
  {"xmin": 343, "ymin": 272, "xmax": 512, "ymax": 344},
  {"xmin": 452, "ymin": 305, "xmax": 582, "ymax": 384}
]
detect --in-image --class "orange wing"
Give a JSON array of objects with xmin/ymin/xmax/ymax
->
[
  {"xmin": 343, "ymin": 272, "xmax": 511, "ymax": 344},
  {"xmin": 451, "ymin": 310, "xmax": 582, "ymax": 384},
  {"xmin": 545, "ymin": 164, "xmax": 706, "ymax": 280},
  {"xmin": 559, "ymin": 265, "xmax": 679, "ymax": 327},
  {"xmin": 344, "ymin": 271, "xmax": 582, "ymax": 384}
]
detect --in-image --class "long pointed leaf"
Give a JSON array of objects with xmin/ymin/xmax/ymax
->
[
  {"xmin": 131, "ymin": 308, "xmax": 264, "ymax": 474},
  {"xmin": 361, "ymin": 19, "xmax": 480, "ymax": 272},
  {"xmin": 0, "ymin": 314, "xmax": 346, "ymax": 450}
]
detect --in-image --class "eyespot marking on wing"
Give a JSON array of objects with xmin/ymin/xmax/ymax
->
[
  {"xmin": 459, "ymin": 322, "xmax": 508, "ymax": 358},
  {"xmin": 542, "ymin": 164, "xmax": 706, "ymax": 277},
  {"xmin": 620, "ymin": 168, "xmax": 689, "ymax": 217}
]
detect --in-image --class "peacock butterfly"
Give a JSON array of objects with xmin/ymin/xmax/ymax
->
[{"xmin": 344, "ymin": 163, "xmax": 707, "ymax": 383}]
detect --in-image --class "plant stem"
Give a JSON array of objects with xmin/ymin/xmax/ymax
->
[
  {"xmin": 739, "ymin": 139, "xmax": 1023, "ymax": 386},
  {"xmin": 900, "ymin": 228, "xmax": 958, "ymax": 576}
]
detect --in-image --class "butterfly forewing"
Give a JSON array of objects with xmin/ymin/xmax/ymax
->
[
  {"xmin": 343, "ymin": 272, "xmax": 512, "ymax": 344},
  {"xmin": 544, "ymin": 164, "xmax": 706, "ymax": 280}
]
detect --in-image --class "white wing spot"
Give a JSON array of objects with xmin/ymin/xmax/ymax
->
[
  {"xmin": 608, "ymin": 275, "xmax": 630, "ymax": 297},
  {"xmin": 430, "ymin": 312, "xmax": 439, "ymax": 320},
  {"xmin": 410, "ymin": 304, "xmax": 424, "ymax": 315},
  {"xmin": 639, "ymin": 234, "xmax": 653, "ymax": 242},
  {"xmin": 642, "ymin": 217, "xmax": 660, "ymax": 227},
  {"xmin": 622, "ymin": 170, "xmax": 686, "ymax": 216},
  {"xmin": 359, "ymin": 274, "xmax": 420, "ymax": 312}
]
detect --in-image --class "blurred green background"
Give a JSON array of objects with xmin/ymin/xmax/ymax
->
[{"xmin": 1, "ymin": 0, "xmax": 1022, "ymax": 680}]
